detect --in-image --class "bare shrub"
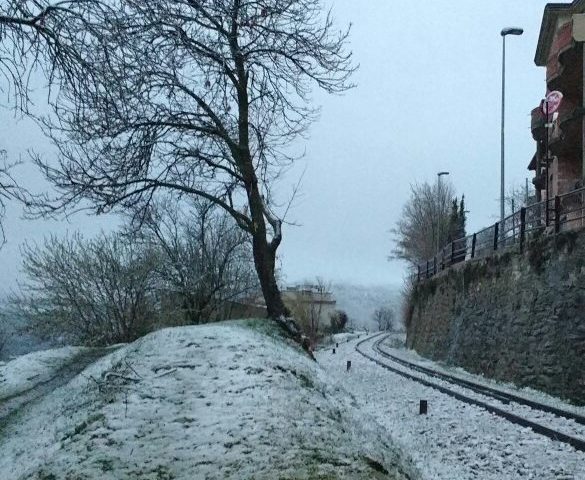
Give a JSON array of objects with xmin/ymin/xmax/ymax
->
[
  {"xmin": 401, "ymin": 276, "xmax": 417, "ymax": 334},
  {"xmin": 373, "ymin": 306, "xmax": 398, "ymax": 332},
  {"xmin": 285, "ymin": 279, "xmax": 332, "ymax": 345},
  {"xmin": 391, "ymin": 181, "xmax": 456, "ymax": 266},
  {"xmin": 329, "ymin": 310, "xmax": 348, "ymax": 334},
  {"xmin": 136, "ymin": 198, "xmax": 259, "ymax": 325},
  {"xmin": 10, "ymin": 233, "xmax": 158, "ymax": 346}
]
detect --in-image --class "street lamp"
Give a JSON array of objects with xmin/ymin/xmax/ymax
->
[
  {"xmin": 500, "ymin": 27, "xmax": 523, "ymax": 240},
  {"xmin": 437, "ymin": 171, "xmax": 450, "ymax": 254}
]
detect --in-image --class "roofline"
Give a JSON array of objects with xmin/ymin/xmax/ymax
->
[{"xmin": 534, "ymin": 0, "xmax": 585, "ymax": 66}]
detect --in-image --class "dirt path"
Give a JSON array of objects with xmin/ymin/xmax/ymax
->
[{"xmin": 0, "ymin": 347, "xmax": 117, "ymax": 427}]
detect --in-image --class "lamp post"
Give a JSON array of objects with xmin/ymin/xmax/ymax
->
[
  {"xmin": 500, "ymin": 27, "xmax": 523, "ymax": 241},
  {"xmin": 436, "ymin": 171, "xmax": 450, "ymax": 255}
]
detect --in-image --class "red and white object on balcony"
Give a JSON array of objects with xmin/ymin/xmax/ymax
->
[{"xmin": 542, "ymin": 90, "xmax": 563, "ymax": 115}]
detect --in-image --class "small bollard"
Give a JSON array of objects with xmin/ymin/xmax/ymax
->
[
  {"xmin": 332, "ymin": 348, "xmax": 336, "ymax": 354},
  {"xmin": 336, "ymin": 343, "xmax": 339, "ymax": 348},
  {"xmin": 419, "ymin": 400, "xmax": 428, "ymax": 415},
  {"xmin": 346, "ymin": 360, "xmax": 351, "ymax": 372}
]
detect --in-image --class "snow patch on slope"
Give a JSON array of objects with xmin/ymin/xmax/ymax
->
[
  {"xmin": 0, "ymin": 320, "xmax": 418, "ymax": 480},
  {"xmin": 0, "ymin": 346, "xmax": 88, "ymax": 400}
]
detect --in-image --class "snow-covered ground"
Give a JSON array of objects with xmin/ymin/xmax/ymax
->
[
  {"xmin": 0, "ymin": 346, "xmax": 88, "ymax": 400},
  {"xmin": 0, "ymin": 321, "xmax": 419, "ymax": 480},
  {"xmin": 318, "ymin": 334, "xmax": 585, "ymax": 480},
  {"xmin": 320, "ymin": 330, "xmax": 370, "ymax": 348}
]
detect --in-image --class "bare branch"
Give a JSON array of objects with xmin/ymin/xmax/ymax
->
[
  {"xmin": 0, "ymin": 149, "xmax": 25, "ymax": 247},
  {"xmin": 2, "ymin": 0, "xmax": 356, "ymax": 326}
]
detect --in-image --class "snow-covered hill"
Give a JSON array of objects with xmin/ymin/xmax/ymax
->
[
  {"xmin": 331, "ymin": 283, "xmax": 402, "ymax": 331},
  {"xmin": 0, "ymin": 320, "xmax": 418, "ymax": 479}
]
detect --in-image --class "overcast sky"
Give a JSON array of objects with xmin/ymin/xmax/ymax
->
[{"xmin": 0, "ymin": 0, "xmax": 552, "ymax": 294}]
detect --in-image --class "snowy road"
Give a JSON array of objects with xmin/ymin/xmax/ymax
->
[{"xmin": 317, "ymin": 334, "xmax": 585, "ymax": 480}]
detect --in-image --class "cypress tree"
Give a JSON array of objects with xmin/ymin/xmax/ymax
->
[{"xmin": 458, "ymin": 195, "xmax": 467, "ymax": 239}]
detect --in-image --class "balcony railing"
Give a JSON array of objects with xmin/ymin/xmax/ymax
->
[{"xmin": 417, "ymin": 186, "xmax": 585, "ymax": 281}]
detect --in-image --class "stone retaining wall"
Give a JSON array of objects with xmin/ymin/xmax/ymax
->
[{"xmin": 407, "ymin": 230, "xmax": 585, "ymax": 404}]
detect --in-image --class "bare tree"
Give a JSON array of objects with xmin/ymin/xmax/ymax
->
[
  {"xmin": 1, "ymin": 3, "xmax": 117, "ymax": 248},
  {"xmin": 347, "ymin": 315, "xmax": 356, "ymax": 332},
  {"xmin": 0, "ymin": 1, "xmax": 117, "ymax": 107},
  {"xmin": 494, "ymin": 184, "xmax": 528, "ymax": 241},
  {"xmin": 505, "ymin": 184, "xmax": 529, "ymax": 216},
  {"xmin": 1, "ymin": 1, "xmax": 356, "ymax": 345},
  {"xmin": 0, "ymin": 150, "xmax": 20, "ymax": 247},
  {"xmin": 9, "ymin": 233, "xmax": 158, "ymax": 346},
  {"xmin": 136, "ymin": 197, "xmax": 259, "ymax": 324},
  {"xmin": 391, "ymin": 180, "xmax": 456, "ymax": 267},
  {"xmin": 373, "ymin": 306, "xmax": 397, "ymax": 332}
]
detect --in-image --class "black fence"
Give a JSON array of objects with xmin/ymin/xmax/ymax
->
[{"xmin": 417, "ymin": 187, "xmax": 585, "ymax": 281}]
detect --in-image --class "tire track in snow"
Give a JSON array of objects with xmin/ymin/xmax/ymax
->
[{"xmin": 0, "ymin": 347, "xmax": 116, "ymax": 427}]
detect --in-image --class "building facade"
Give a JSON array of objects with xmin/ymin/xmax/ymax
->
[{"xmin": 530, "ymin": 1, "xmax": 585, "ymax": 201}]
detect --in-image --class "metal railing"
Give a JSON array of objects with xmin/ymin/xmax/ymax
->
[{"xmin": 417, "ymin": 186, "xmax": 585, "ymax": 281}]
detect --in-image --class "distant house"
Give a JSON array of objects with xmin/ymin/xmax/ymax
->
[
  {"xmin": 218, "ymin": 285, "xmax": 337, "ymax": 328},
  {"xmin": 282, "ymin": 284, "xmax": 337, "ymax": 329},
  {"xmin": 529, "ymin": 1, "xmax": 585, "ymax": 202}
]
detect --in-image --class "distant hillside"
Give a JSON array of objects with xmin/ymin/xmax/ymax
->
[
  {"xmin": 0, "ymin": 301, "xmax": 54, "ymax": 360},
  {"xmin": 331, "ymin": 283, "xmax": 402, "ymax": 331}
]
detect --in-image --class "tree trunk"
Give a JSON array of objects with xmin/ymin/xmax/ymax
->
[
  {"xmin": 240, "ymin": 148, "xmax": 287, "ymax": 320},
  {"xmin": 245, "ymin": 179, "xmax": 287, "ymax": 319},
  {"xmin": 251, "ymin": 233, "xmax": 287, "ymax": 319},
  {"xmin": 250, "ymin": 235, "xmax": 313, "ymax": 358},
  {"xmin": 246, "ymin": 182, "xmax": 313, "ymax": 358},
  {"xmin": 231, "ymin": 40, "xmax": 311, "ymax": 356}
]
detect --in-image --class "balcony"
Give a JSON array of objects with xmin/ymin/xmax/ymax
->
[
  {"xmin": 532, "ymin": 97, "xmax": 581, "ymax": 155},
  {"xmin": 549, "ymin": 102, "xmax": 582, "ymax": 156},
  {"xmin": 546, "ymin": 21, "xmax": 574, "ymax": 83},
  {"xmin": 532, "ymin": 171, "xmax": 546, "ymax": 191},
  {"xmin": 528, "ymin": 153, "xmax": 537, "ymax": 171},
  {"xmin": 546, "ymin": 21, "xmax": 583, "ymax": 96},
  {"xmin": 531, "ymin": 107, "xmax": 545, "ymax": 141}
]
